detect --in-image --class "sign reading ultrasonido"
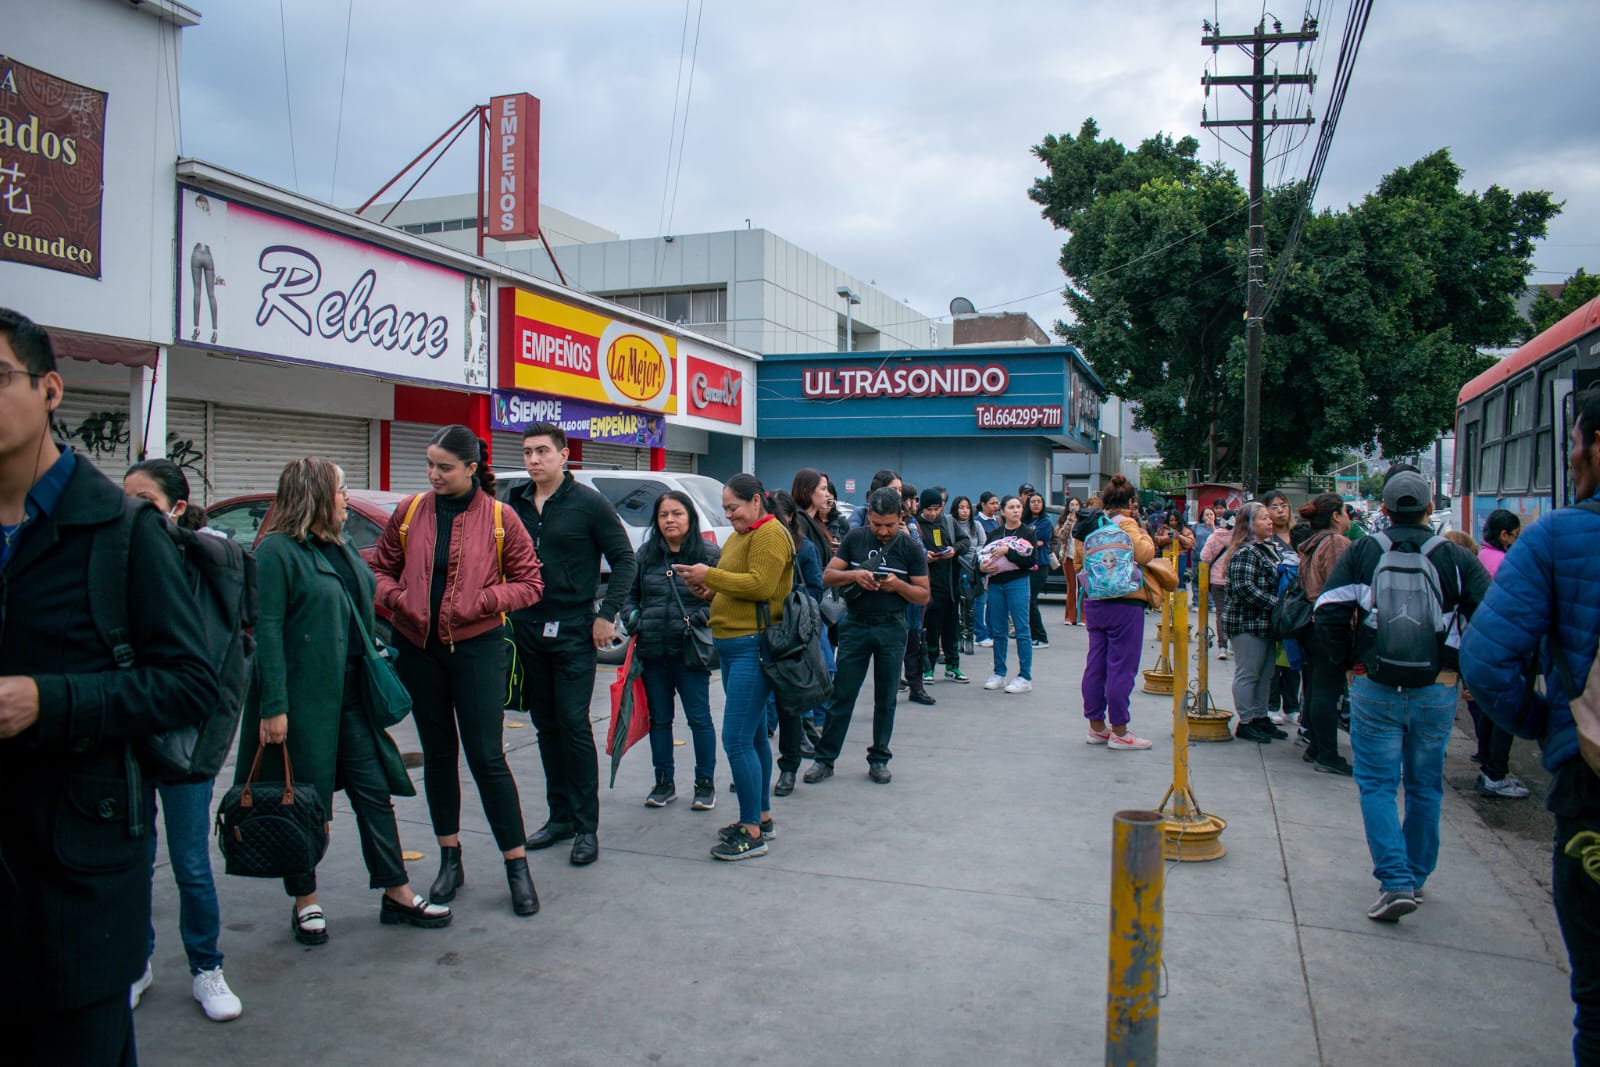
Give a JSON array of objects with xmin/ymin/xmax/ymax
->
[
  {"xmin": 802, "ymin": 363, "xmax": 1008, "ymax": 399},
  {"xmin": 498, "ymin": 288, "xmax": 677, "ymax": 414}
]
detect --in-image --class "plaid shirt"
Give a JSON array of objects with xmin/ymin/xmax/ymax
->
[{"xmin": 1222, "ymin": 539, "xmax": 1283, "ymax": 638}]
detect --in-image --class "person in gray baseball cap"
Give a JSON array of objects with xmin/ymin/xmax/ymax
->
[{"xmin": 1312, "ymin": 466, "xmax": 1490, "ymax": 923}]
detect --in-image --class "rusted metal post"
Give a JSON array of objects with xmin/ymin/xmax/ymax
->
[{"xmin": 1107, "ymin": 810, "xmax": 1164, "ymax": 1066}]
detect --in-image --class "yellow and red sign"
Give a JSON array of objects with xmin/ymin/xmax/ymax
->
[{"xmin": 498, "ymin": 289, "xmax": 676, "ymax": 414}]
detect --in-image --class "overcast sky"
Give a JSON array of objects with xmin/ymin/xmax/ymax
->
[{"xmin": 179, "ymin": 0, "xmax": 1599, "ymax": 339}]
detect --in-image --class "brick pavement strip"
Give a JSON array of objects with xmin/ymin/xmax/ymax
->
[{"xmin": 135, "ymin": 607, "xmax": 1575, "ymax": 1066}]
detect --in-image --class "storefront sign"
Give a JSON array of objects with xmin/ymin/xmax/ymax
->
[
  {"xmin": 176, "ymin": 186, "xmax": 490, "ymax": 389},
  {"xmin": 498, "ymin": 288, "xmax": 677, "ymax": 414},
  {"xmin": 802, "ymin": 363, "xmax": 1008, "ymax": 400},
  {"xmin": 0, "ymin": 55, "xmax": 107, "ymax": 279},
  {"xmin": 685, "ymin": 354, "xmax": 743, "ymax": 424},
  {"xmin": 974, "ymin": 403, "xmax": 1063, "ymax": 430},
  {"xmin": 491, "ymin": 389, "xmax": 664, "ymax": 448},
  {"xmin": 1069, "ymin": 366, "xmax": 1101, "ymax": 439},
  {"xmin": 486, "ymin": 93, "xmax": 539, "ymax": 241}
]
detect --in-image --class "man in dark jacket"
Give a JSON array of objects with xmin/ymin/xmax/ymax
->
[
  {"xmin": 1461, "ymin": 388, "xmax": 1600, "ymax": 1064},
  {"xmin": 1313, "ymin": 470, "xmax": 1489, "ymax": 924},
  {"xmin": 506, "ymin": 422, "xmax": 636, "ymax": 866},
  {"xmin": 918, "ymin": 488, "xmax": 971, "ymax": 683},
  {"xmin": 0, "ymin": 310, "xmax": 218, "ymax": 1065}
]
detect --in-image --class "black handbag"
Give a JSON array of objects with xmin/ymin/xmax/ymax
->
[
  {"xmin": 335, "ymin": 580, "xmax": 413, "ymax": 728},
  {"xmin": 216, "ymin": 744, "xmax": 330, "ymax": 879},
  {"xmin": 667, "ymin": 575, "xmax": 718, "ymax": 671},
  {"xmin": 756, "ymin": 567, "xmax": 834, "ymax": 715}
]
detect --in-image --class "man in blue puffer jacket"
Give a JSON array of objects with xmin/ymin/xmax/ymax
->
[{"xmin": 1460, "ymin": 389, "xmax": 1600, "ymax": 1067}]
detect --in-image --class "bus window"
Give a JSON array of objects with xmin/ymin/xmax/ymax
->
[
  {"xmin": 1509, "ymin": 377, "xmax": 1535, "ymax": 433},
  {"xmin": 1483, "ymin": 390, "xmax": 1506, "ymax": 439},
  {"xmin": 1479, "ymin": 442, "xmax": 1501, "ymax": 493},
  {"xmin": 1535, "ymin": 430, "xmax": 1553, "ymax": 491}
]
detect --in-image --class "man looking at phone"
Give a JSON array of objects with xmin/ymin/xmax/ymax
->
[{"xmin": 804, "ymin": 487, "xmax": 930, "ymax": 785}]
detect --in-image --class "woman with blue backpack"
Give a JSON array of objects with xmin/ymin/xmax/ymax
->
[{"xmin": 1079, "ymin": 474, "xmax": 1159, "ymax": 749}]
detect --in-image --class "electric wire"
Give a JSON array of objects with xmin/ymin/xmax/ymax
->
[
  {"xmin": 665, "ymin": 0, "xmax": 706, "ymax": 240},
  {"xmin": 654, "ymin": 1, "xmax": 692, "ymax": 245},
  {"xmin": 329, "ymin": 0, "xmax": 355, "ymax": 204},
  {"xmin": 277, "ymin": 0, "xmax": 300, "ymax": 193}
]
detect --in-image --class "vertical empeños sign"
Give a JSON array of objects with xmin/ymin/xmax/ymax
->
[{"xmin": 486, "ymin": 93, "xmax": 540, "ymax": 242}]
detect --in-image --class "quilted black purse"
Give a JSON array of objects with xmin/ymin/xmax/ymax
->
[{"xmin": 216, "ymin": 744, "xmax": 329, "ymax": 878}]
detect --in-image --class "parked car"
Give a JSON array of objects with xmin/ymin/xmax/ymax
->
[
  {"xmin": 493, "ymin": 468, "xmax": 734, "ymax": 663},
  {"xmin": 206, "ymin": 488, "xmax": 412, "ymax": 642}
]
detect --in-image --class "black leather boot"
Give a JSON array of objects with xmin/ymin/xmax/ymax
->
[
  {"xmin": 506, "ymin": 856, "xmax": 540, "ymax": 916},
  {"xmin": 428, "ymin": 845, "xmax": 464, "ymax": 904}
]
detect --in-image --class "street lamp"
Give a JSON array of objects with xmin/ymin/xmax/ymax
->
[{"xmin": 836, "ymin": 285, "xmax": 860, "ymax": 352}]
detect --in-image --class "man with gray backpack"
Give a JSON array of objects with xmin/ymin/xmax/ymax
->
[{"xmin": 1313, "ymin": 469, "xmax": 1489, "ymax": 923}]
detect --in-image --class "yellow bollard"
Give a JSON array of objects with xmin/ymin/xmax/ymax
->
[
  {"xmin": 1157, "ymin": 589, "xmax": 1227, "ymax": 861},
  {"xmin": 1184, "ymin": 562, "xmax": 1234, "ymax": 742},
  {"xmin": 1141, "ymin": 540, "xmax": 1179, "ymax": 694},
  {"xmin": 1106, "ymin": 810, "xmax": 1164, "ymax": 1066}
]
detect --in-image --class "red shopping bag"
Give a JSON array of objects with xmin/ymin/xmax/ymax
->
[{"xmin": 606, "ymin": 638, "xmax": 651, "ymax": 783}]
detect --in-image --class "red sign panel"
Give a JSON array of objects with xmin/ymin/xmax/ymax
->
[
  {"xmin": 486, "ymin": 93, "xmax": 539, "ymax": 241},
  {"xmin": 685, "ymin": 355, "xmax": 743, "ymax": 423}
]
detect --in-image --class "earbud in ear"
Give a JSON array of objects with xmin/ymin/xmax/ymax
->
[{"xmin": 46, "ymin": 391, "xmax": 57, "ymax": 404}]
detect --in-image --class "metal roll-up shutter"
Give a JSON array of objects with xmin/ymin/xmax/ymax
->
[
  {"xmin": 662, "ymin": 449, "xmax": 697, "ymax": 474},
  {"xmin": 52, "ymin": 389, "xmax": 132, "ymax": 477},
  {"xmin": 577, "ymin": 441, "xmax": 647, "ymax": 471},
  {"xmin": 491, "ymin": 431, "xmax": 524, "ymax": 475},
  {"xmin": 212, "ymin": 406, "xmax": 370, "ymax": 500},
  {"xmin": 389, "ymin": 421, "xmax": 444, "ymax": 494},
  {"xmin": 166, "ymin": 398, "xmax": 211, "ymax": 503}
]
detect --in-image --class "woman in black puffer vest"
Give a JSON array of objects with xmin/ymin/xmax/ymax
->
[{"xmin": 622, "ymin": 491, "xmax": 722, "ymax": 811}]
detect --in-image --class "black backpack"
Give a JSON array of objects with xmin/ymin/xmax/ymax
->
[{"xmin": 90, "ymin": 499, "xmax": 258, "ymax": 783}]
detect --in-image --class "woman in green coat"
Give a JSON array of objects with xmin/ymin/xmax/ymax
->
[{"xmin": 236, "ymin": 457, "xmax": 450, "ymax": 944}]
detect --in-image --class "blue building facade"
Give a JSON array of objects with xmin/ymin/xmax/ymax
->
[{"xmin": 754, "ymin": 346, "xmax": 1102, "ymax": 508}]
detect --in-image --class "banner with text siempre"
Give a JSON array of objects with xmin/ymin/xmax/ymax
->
[
  {"xmin": 491, "ymin": 389, "xmax": 665, "ymax": 447},
  {"xmin": 497, "ymin": 288, "xmax": 677, "ymax": 414}
]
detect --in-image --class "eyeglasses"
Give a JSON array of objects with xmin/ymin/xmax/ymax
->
[
  {"xmin": 337, "ymin": 485, "xmax": 350, "ymax": 495},
  {"xmin": 0, "ymin": 367, "xmax": 41, "ymax": 389}
]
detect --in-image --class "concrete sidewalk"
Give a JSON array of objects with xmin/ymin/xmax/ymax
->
[{"xmin": 134, "ymin": 606, "xmax": 1574, "ymax": 1066}]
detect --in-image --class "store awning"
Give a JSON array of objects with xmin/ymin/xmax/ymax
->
[{"xmin": 47, "ymin": 326, "xmax": 160, "ymax": 369}]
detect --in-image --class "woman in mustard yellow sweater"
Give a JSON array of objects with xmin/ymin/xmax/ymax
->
[{"xmin": 674, "ymin": 473, "xmax": 794, "ymax": 861}]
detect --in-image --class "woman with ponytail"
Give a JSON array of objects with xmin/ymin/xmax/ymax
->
[{"xmin": 371, "ymin": 425, "xmax": 546, "ymax": 916}]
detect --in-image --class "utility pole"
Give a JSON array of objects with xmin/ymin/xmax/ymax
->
[{"xmin": 1201, "ymin": 17, "xmax": 1316, "ymax": 496}]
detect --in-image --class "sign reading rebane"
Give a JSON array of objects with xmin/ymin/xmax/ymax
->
[
  {"xmin": 802, "ymin": 363, "xmax": 1008, "ymax": 399},
  {"xmin": 486, "ymin": 94, "xmax": 539, "ymax": 242}
]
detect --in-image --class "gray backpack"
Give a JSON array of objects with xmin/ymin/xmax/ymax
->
[{"xmin": 1363, "ymin": 532, "xmax": 1448, "ymax": 688}]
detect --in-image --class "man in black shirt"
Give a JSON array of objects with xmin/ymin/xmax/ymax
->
[
  {"xmin": 918, "ymin": 488, "xmax": 971, "ymax": 683},
  {"xmin": 505, "ymin": 423, "xmax": 636, "ymax": 866},
  {"xmin": 804, "ymin": 487, "xmax": 929, "ymax": 785}
]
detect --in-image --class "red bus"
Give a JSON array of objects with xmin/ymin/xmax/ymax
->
[{"xmin": 1453, "ymin": 294, "xmax": 1600, "ymax": 538}]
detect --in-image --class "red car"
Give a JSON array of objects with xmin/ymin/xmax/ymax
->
[{"xmin": 205, "ymin": 489, "xmax": 411, "ymax": 565}]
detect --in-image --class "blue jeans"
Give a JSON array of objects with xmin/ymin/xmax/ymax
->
[
  {"xmin": 989, "ymin": 578, "xmax": 1033, "ymax": 680},
  {"xmin": 973, "ymin": 586, "xmax": 991, "ymax": 641},
  {"xmin": 1348, "ymin": 677, "xmax": 1455, "ymax": 893},
  {"xmin": 642, "ymin": 656, "xmax": 716, "ymax": 783},
  {"xmin": 714, "ymin": 635, "xmax": 773, "ymax": 826},
  {"xmin": 147, "ymin": 779, "xmax": 223, "ymax": 974}
]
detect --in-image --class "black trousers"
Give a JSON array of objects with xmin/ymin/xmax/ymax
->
[
  {"xmin": 512, "ymin": 616, "xmax": 601, "ymax": 833},
  {"xmin": 1028, "ymin": 567, "xmax": 1048, "ymax": 642},
  {"xmin": 1551, "ymin": 762, "xmax": 1600, "ymax": 1066},
  {"xmin": 9, "ymin": 991, "xmax": 136, "ymax": 1067},
  {"xmin": 1468, "ymin": 700, "xmax": 1516, "ymax": 780},
  {"xmin": 397, "ymin": 630, "xmax": 527, "ymax": 853},
  {"xmin": 816, "ymin": 614, "xmax": 907, "ymax": 767},
  {"xmin": 1300, "ymin": 630, "xmax": 1345, "ymax": 764},
  {"xmin": 902, "ymin": 605, "xmax": 927, "ymax": 689},
  {"xmin": 1269, "ymin": 662, "xmax": 1302, "ymax": 713},
  {"xmin": 924, "ymin": 592, "xmax": 960, "ymax": 671},
  {"xmin": 285, "ymin": 670, "xmax": 409, "ymax": 897}
]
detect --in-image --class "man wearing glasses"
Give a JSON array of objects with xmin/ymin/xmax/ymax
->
[{"xmin": 0, "ymin": 309, "xmax": 217, "ymax": 1064}]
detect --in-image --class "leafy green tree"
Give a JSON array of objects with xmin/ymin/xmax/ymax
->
[
  {"xmin": 1030, "ymin": 122, "xmax": 1560, "ymax": 480},
  {"xmin": 1529, "ymin": 268, "xmax": 1600, "ymax": 334}
]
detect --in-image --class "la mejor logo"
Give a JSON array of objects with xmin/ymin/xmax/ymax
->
[{"xmin": 597, "ymin": 321, "xmax": 671, "ymax": 408}]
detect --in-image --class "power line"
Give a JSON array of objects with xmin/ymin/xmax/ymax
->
[
  {"xmin": 665, "ymin": 0, "xmax": 706, "ymax": 238},
  {"xmin": 277, "ymin": 0, "xmax": 300, "ymax": 193},
  {"xmin": 329, "ymin": 0, "xmax": 355, "ymax": 204}
]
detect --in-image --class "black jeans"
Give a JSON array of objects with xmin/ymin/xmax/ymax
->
[
  {"xmin": 1468, "ymin": 700, "xmax": 1516, "ymax": 780},
  {"xmin": 1301, "ymin": 630, "xmax": 1345, "ymax": 763},
  {"xmin": 816, "ymin": 613, "xmax": 907, "ymax": 767},
  {"xmin": 512, "ymin": 616, "xmax": 601, "ymax": 833},
  {"xmin": 902, "ymin": 604, "xmax": 927, "ymax": 689},
  {"xmin": 397, "ymin": 629, "xmax": 527, "ymax": 853},
  {"xmin": 1028, "ymin": 567, "xmax": 1048, "ymax": 642},
  {"xmin": 285, "ymin": 670, "xmax": 408, "ymax": 897},
  {"xmin": 1270, "ymin": 662, "xmax": 1302, "ymax": 714},
  {"xmin": 1550, "ymin": 761, "xmax": 1600, "ymax": 1065},
  {"xmin": 9, "ymin": 991, "xmax": 135, "ymax": 1067},
  {"xmin": 924, "ymin": 592, "xmax": 960, "ymax": 672}
]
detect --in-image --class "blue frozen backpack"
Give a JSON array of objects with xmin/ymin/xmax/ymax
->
[{"xmin": 1082, "ymin": 515, "xmax": 1142, "ymax": 600}]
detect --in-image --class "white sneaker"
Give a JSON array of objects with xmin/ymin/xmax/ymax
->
[
  {"xmin": 192, "ymin": 966, "xmax": 243, "ymax": 1022},
  {"xmin": 1107, "ymin": 730, "xmax": 1154, "ymax": 750},
  {"xmin": 979, "ymin": 638, "xmax": 994, "ymax": 648},
  {"xmin": 1216, "ymin": 649, "xmax": 1229, "ymax": 661},
  {"xmin": 1003, "ymin": 677, "xmax": 1033, "ymax": 694},
  {"xmin": 1268, "ymin": 710, "xmax": 1286, "ymax": 725},
  {"xmin": 983, "ymin": 674, "xmax": 1006, "ymax": 690},
  {"xmin": 129, "ymin": 962, "xmax": 153, "ymax": 1009}
]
